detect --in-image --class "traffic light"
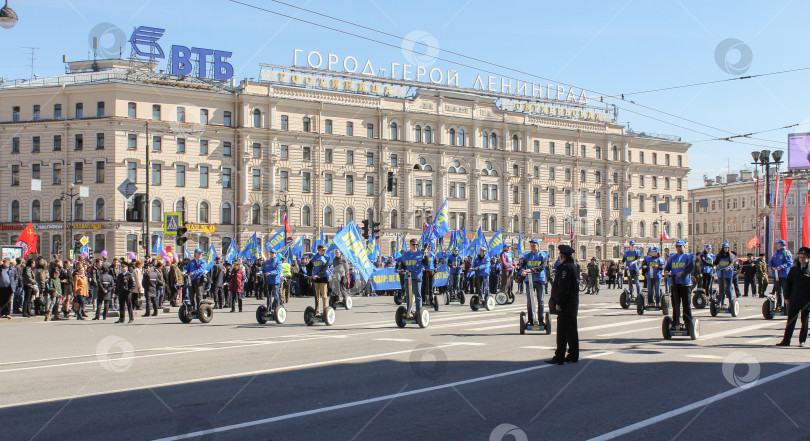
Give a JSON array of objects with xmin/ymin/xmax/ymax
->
[
  {"xmin": 74, "ymin": 240, "xmax": 82, "ymax": 253},
  {"xmin": 361, "ymin": 219, "xmax": 370, "ymax": 240},
  {"xmin": 176, "ymin": 225, "xmax": 188, "ymax": 246},
  {"xmin": 371, "ymin": 221, "xmax": 381, "ymax": 238},
  {"xmin": 387, "ymin": 172, "xmax": 394, "ymax": 192}
]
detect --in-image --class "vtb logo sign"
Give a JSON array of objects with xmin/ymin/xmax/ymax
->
[{"xmin": 129, "ymin": 26, "xmax": 234, "ymax": 81}]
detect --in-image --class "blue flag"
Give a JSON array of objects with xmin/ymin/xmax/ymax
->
[
  {"xmin": 264, "ymin": 230, "xmax": 286, "ymax": 254},
  {"xmin": 184, "ymin": 248, "xmax": 191, "ymax": 259},
  {"xmin": 203, "ymin": 244, "xmax": 218, "ymax": 271},
  {"xmin": 431, "ymin": 198, "xmax": 450, "ymax": 239},
  {"xmin": 461, "ymin": 226, "xmax": 469, "ymax": 256},
  {"xmin": 152, "ymin": 232, "xmax": 163, "ymax": 254},
  {"xmin": 367, "ymin": 235, "xmax": 379, "ymax": 262},
  {"xmin": 224, "ymin": 238, "xmax": 238, "ymax": 264},
  {"xmin": 291, "ymin": 234, "xmax": 305, "ymax": 261},
  {"xmin": 487, "ymin": 228, "xmax": 504, "ymax": 258},
  {"xmin": 332, "ymin": 222, "xmax": 375, "ymax": 281},
  {"xmin": 469, "ymin": 227, "xmax": 486, "ymax": 255},
  {"xmin": 517, "ymin": 231, "xmax": 523, "ymax": 257},
  {"xmin": 239, "ymin": 233, "xmax": 261, "ymax": 263}
]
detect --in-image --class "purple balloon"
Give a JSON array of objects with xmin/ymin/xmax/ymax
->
[
  {"xmin": 128, "ymin": 252, "xmax": 136, "ymax": 260},
  {"xmin": 160, "ymin": 249, "xmax": 167, "ymax": 257},
  {"xmin": 81, "ymin": 251, "xmax": 89, "ymax": 258},
  {"xmin": 101, "ymin": 250, "xmax": 108, "ymax": 257}
]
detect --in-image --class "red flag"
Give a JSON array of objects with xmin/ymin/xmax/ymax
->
[
  {"xmin": 804, "ymin": 180, "xmax": 810, "ymax": 247},
  {"xmin": 746, "ymin": 235, "xmax": 759, "ymax": 249},
  {"xmin": 283, "ymin": 214, "xmax": 292, "ymax": 235},
  {"xmin": 781, "ymin": 178, "xmax": 793, "ymax": 241},
  {"xmin": 14, "ymin": 222, "xmax": 37, "ymax": 257}
]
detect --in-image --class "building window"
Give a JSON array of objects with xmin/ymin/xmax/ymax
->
[
  {"xmin": 52, "ymin": 200, "xmax": 62, "ymax": 221},
  {"xmin": 596, "ymin": 146, "xmax": 602, "ymax": 159},
  {"xmin": 367, "ymin": 123, "xmax": 374, "ymax": 138},
  {"xmin": 549, "ymin": 167, "xmax": 555, "ymax": 180},
  {"xmin": 652, "ymin": 152, "xmax": 658, "ymax": 164},
  {"xmin": 94, "ymin": 198, "xmax": 105, "ymax": 220},
  {"xmin": 346, "ymin": 175, "xmax": 354, "ymax": 194},
  {"xmin": 54, "ymin": 104, "xmax": 62, "ymax": 119},
  {"xmin": 222, "ymin": 168, "xmax": 231, "ymax": 188},
  {"xmin": 324, "ymin": 119, "xmax": 333, "ymax": 134},
  {"xmin": 52, "ymin": 163, "xmax": 62, "ymax": 185},
  {"xmin": 252, "ymin": 169, "xmax": 261, "ymax": 190},
  {"xmin": 176, "ymin": 165, "xmax": 186, "ymax": 187},
  {"xmin": 177, "ymin": 138, "xmax": 186, "ymax": 153},
  {"xmin": 302, "ymin": 171, "xmax": 311, "ymax": 192},
  {"xmin": 75, "ymin": 103, "xmax": 83, "ymax": 119},
  {"xmin": 302, "ymin": 116, "xmax": 311, "ymax": 132},
  {"xmin": 346, "ymin": 121, "xmax": 353, "ymax": 135},
  {"xmin": 534, "ymin": 140, "xmax": 540, "ymax": 153},
  {"xmin": 595, "ymin": 171, "xmax": 601, "ymax": 183},
  {"xmin": 565, "ymin": 168, "xmax": 571, "ymax": 181},
  {"xmin": 390, "ymin": 122, "xmax": 398, "ymax": 140},
  {"xmin": 366, "ymin": 152, "xmax": 374, "ymax": 166},
  {"xmin": 95, "ymin": 161, "xmax": 104, "ymax": 183},
  {"xmin": 252, "ymin": 109, "xmax": 261, "ymax": 128},
  {"xmin": 152, "ymin": 135, "xmax": 161, "ymax": 151},
  {"xmin": 581, "ymin": 145, "xmax": 586, "ymax": 157},
  {"xmin": 31, "ymin": 136, "xmax": 40, "ymax": 153},
  {"xmin": 280, "ymin": 144, "xmax": 288, "ymax": 159},
  {"xmin": 367, "ymin": 176, "xmax": 374, "ymax": 195},
  {"xmin": 10, "ymin": 165, "xmax": 19, "ymax": 186},
  {"xmin": 512, "ymin": 134, "xmax": 519, "ymax": 151},
  {"xmin": 126, "ymin": 134, "xmax": 137, "ymax": 149},
  {"xmin": 449, "ymin": 129, "xmax": 456, "ymax": 146},
  {"xmin": 53, "ymin": 135, "xmax": 62, "ymax": 151},
  {"xmin": 223, "ymin": 141, "xmax": 231, "ymax": 156},
  {"xmin": 221, "ymin": 203, "xmax": 232, "ymax": 224},
  {"xmin": 200, "ymin": 109, "xmax": 208, "ymax": 124},
  {"xmin": 347, "ymin": 150, "xmax": 354, "ymax": 164},
  {"xmin": 126, "ymin": 161, "xmax": 137, "ymax": 183},
  {"xmin": 152, "ymin": 164, "xmax": 162, "ymax": 186},
  {"xmin": 250, "ymin": 204, "xmax": 260, "ymax": 225},
  {"xmin": 74, "ymin": 200, "xmax": 83, "ymax": 221},
  {"xmin": 390, "ymin": 210, "xmax": 398, "ymax": 228},
  {"xmin": 482, "ymin": 131, "xmax": 489, "ymax": 148},
  {"xmin": 612, "ymin": 193, "xmax": 619, "ymax": 210},
  {"xmin": 677, "ymin": 155, "xmax": 682, "ymax": 167},
  {"xmin": 415, "ymin": 125, "xmax": 422, "ymax": 143},
  {"xmin": 152, "ymin": 104, "xmax": 160, "ymax": 120},
  {"xmin": 303, "ymin": 146, "xmax": 311, "ymax": 161},
  {"xmin": 549, "ymin": 188, "xmax": 556, "ymax": 206},
  {"xmin": 198, "ymin": 166, "xmax": 208, "ymax": 187},
  {"xmin": 74, "ymin": 134, "xmax": 83, "ymax": 150},
  {"xmin": 73, "ymin": 162, "xmax": 83, "ymax": 184},
  {"xmin": 513, "ymin": 164, "xmax": 519, "ymax": 176},
  {"xmin": 512, "ymin": 186, "xmax": 519, "ymax": 204},
  {"xmin": 324, "ymin": 173, "xmax": 332, "ymax": 193},
  {"xmin": 324, "ymin": 206, "xmax": 333, "ymax": 226},
  {"xmin": 93, "ymin": 101, "xmax": 104, "ymax": 117},
  {"xmin": 223, "ymin": 111, "xmax": 232, "ymax": 127},
  {"xmin": 302, "ymin": 206, "xmax": 311, "ymax": 226},
  {"xmin": 31, "ymin": 104, "xmax": 40, "ymax": 121},
  {"xmin": 580, "ymin": 170, "xmax": 586, "ymax": 182},
  {"xmin": 345, "ymin": 207, "xmax": 355, "ymax": 225},
  {"xmin": 481, "ymin": 184, "xmax": 488, "ymax": 200},
  {"xmin": 280, "ymin": 170, "xmax": 288, "ymax": 191},
  {"xmin": 458, "ymin": 129, "xmax": 465, "ymax": 146},
  {"xmin": 199, "ymin": 202, "xmax": 210, "ymax": 223},
  {"xmin": 425, "ymin": 126, "xmax": 432, "ymax": 143}
]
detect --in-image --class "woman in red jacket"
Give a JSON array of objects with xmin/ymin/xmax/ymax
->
[{"xmin": 228, "ymin": 261, "xmax": 244, "ymax": 312}]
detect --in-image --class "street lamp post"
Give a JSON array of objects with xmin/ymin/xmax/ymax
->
[
  {"xmin": 751, "ymin": 149, "xmax": 784, "ymax": 259},
  {"xmin": 59, "ymin": 184, "xmax": 80, "ymax": 260}
]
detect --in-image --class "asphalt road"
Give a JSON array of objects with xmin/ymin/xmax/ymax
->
[{"xmin": 0, "ymin": 288, "xmax": 807, "ymax": 441}]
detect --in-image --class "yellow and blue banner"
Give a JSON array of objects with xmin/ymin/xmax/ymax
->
[
  {"xmin": 332, "ymin": 222, "xmax": 374, "ymax": 281},
  {"xmin": 488, "ymin": 228, "xmax": 504, "ymax": 258},
  {"xmin": 224, "ymin": 238, "xmax": 238, "ymax": 263}
]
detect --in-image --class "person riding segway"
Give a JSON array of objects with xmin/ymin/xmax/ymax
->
[
  {"xmin": 711, "ymin": 242, "xmax": 739, "ymax": 317},
  {"xmin": 638, "ymin": 246, "xmax": 668, "ymax": 315},
  {"xmin": 257, "ymin": 249, "xmax": 287, "ymax": 325},
  {"xmin": 178, "ymin": 249, "xmax": 214, "ymax": 324},
  {"xmin": 470, "ymin": 247, "xmax": 495, "ymax": 312},
  {"xmin": 519, "ymin": 238, "xmax": 551, "ymax": 334},
  {"xmin": 445, "ymin": 249, "xmax": 465, "ymax": 305},
  {"xmin": 395, "ymin": 239, "xmax": 430, "ymax": 327},
  {"xmin": 304, "ymin": 245, "xmax": 336, "ymax": 326},
  {"xmin": 663, "ymin": 240, "xmax": 699, "ymax": 340}
]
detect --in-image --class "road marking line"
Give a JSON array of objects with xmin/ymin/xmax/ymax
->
[
  {"xmin": 153, "ymin": 350, "xmax": 617, "ymax": 441},
  {"xmin": 684, "ymin": 354, "xmax": 723, "ymax": 360},
  {"xmin": 374, "ymin": 338, "xmax": 414, "ymax": 342},
  {"xmin": 587, "ymin": 364, "xmax": 810, "ymax": 441},
  {"xmin": 700, "ymin": 322, "xmax": 778, "ymax": 340},
  {"xmin": 521, "ymin": 346, "xmax": 555, "ymax": 350},
  {"xmin": 447, "ymin": 342, "xmax": 486, "ymax": 346}
]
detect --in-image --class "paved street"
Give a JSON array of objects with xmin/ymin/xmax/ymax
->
[{"xmin": 0, "ymin": 288, "xmax": 807, "ymax": 441}]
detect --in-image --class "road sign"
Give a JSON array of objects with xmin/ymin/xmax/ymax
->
[
  {"xmin": 80, "ymin": 236, "xmax": 89, "ymax": 246},
  {"xmin": 117, "ymin": 179, "xmax": 138, "ymax": 199},
  {"xmin": 69, "ymin": 250, "xmax": 74, "ymax": 259},
  {"xmin": 80, "ymin": 246, "xmax": 89, "ymax": 254},
  {"xmin": 164, "ymin": 212, "xmax": 182, "ymax": 235}
]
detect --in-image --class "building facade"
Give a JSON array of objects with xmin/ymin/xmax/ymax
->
[{"xmin": 0, "ymin": 59, "xmax": 691, "ymax": 261}]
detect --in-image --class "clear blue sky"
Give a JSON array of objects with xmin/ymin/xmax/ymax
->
[{"xmin": 2, "ymin": 0, "xmax": 807, "ymax": 188}]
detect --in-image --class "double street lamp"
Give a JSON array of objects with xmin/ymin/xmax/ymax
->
[
  {"xmin": 59, "ymin": 183, "xmax": 80, "ymax": 260},
  {"xmin": 275, "ymin": 192, "xmax": 294, "ymax": 244},
  {"xmin": 750, "ymin": 149, "xmax": 784, "ymax": 259}
]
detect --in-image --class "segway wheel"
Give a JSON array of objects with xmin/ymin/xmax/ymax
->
[
  {"xmin": 620, "ymin": 291, "xmax": 629, "ymax": 309},
  {"xmin": 274, "ymin": 305, "xmax": 287, "ymax": 324},
  {"xmin": 459, "ymin": 293, "xmax": 465, "ymax": 305},
  {"xmin": 692, "ymin": 290, "xmax": 707, "ymax": 309},
  {"xmin": 323, "ymin": 307, "xmax": 336, "ymax": 326},
  {"xmin": 709, "ymin": 299, "xmax": 718, "ymax": 317},
  {"xmin": 395, "ymin": 306, "xmax": 407, "ymax": 328},
  {"xmin": 485, "ymin": 295, "xmax": 495, "ymax": 311},
  {"xmin": 470, "ymin": 295, "xmax": 480, "ymax": 311},
  {"xmin": 345, "ymin": 296, "xmax": 353, "ymax": 310},
  {"xmin": 730, "ymin": 299, "xmax": 739, "ymax": 317},
  {"xmin": 662, "ymin": 316, "xmax": 673, "ymax": 340},
  {"xmin": 661, "ymin": 294, "xmax": 671, "ymax": 317},
  {"xmin": 636, "ymin": 295, "xmax": 645, "ymax": 315},
  {"xmin": 444, "ymin": 293, "xmax": 450, "ymax": 305},
  {"xmin": 519, "ymin": 312, "xmax": 527, "ymax": 335},
  {"xmin": 178, "ymin": 304, "xmax": 193, "ymax": 324},
  {"xmin": 198, "ymin": 303, "xmax": 214, "ymax": 323},
  {"xmin": 507, "ymin": 292, "xmax": 515, "ymax": 304},
  {"xmin": 417, "ymin": 307, "xmax": 430, "ymax": 328},
  {"xmin": 496, "ymin": 292, "xmax": 507, "ymax": 305},
  {"xmin": 256, "ymin": 305, "xmax": 268, "ymax": 325},
  {"xmin": 394, "ymin": 293, "xmax": 403, "ymax": 305},
  {"xmin": 433, "ymin": 295, "xmax": 439, "ymax": 312},
  {"xmin": 544, "ymin": 312, "xmax": 552, "ymax": 335},
  {"xmin": 689, "ymin": 317, "xmax": 700, "ymax": 340},
  {"xmin": 762, "ymin": 299, "xmax": 774, "ymax": 320},
  {"xmin": 304, "ymin": 306, "xmax": 316, "ymax": 326}
]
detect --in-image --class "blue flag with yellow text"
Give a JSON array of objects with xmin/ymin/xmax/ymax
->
[
  {"xmin": 332, "ymin": 222, "xmax": 375, "ymax": 281},
  {"xmin": 431, "ymin": 198, "xmax": 450, "ymax": 239},
  {"xmin": 487, "ymin": 228, "xmax": 504, "ymax": 258},
  {"xmin": 224, "ymin": 238, "xmax": 238, "ymax": 264},
  {"xmin": 203, "ymin": 244, "xmax": 218, "ymax": 271}
]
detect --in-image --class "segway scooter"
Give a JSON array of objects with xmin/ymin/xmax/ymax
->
[
  {"xmin": 762, "ymin": 273, "xmax": 787, "ymax": 319},
  {"xmin": 179, "ymin": 298, "xmax": 214, "ymax": 324},
  {"xmin": 662, "ymin": 315, "xmax": 700, "ymax": 340},
  {"xmin": 519, "ymin": 284, "xmax": 551, "ymax": 335},
  {"xmin": 636, "ymin": 289, "xmax": 671, "ymax": 316},
  {"xmin": 709, "ymin": 286, "xmax": 740, "ymax": 318},
  {"xmin": 619, "ymin": 288, "xmax": 639, "ymax": 310},
  {"xmin": 255, "ymin": 303, "xmax": 287, "ymax": 324},
  {"xmin": 329, "ymin": 292, "xmax": 353, "ymax": 310},
  {"xmin": 304, "ymin": 303, "xmax": 336, "ymax": 326},
  {"xmin": 691, "ymin": 277, "xmax": 711, "ymax": 309},
  {"xmin": 469, "ymin": 287, "xmax": 496, "ymax": 312},
  {"xmin": 395, "ymin": 270, "xmax": 429, "ymax": 328},
  {"xmin": 394, "ymin": 291, "xmax": 405, "ymax": 305},
  {"xmin": 444, "ymin": 278, "xmax": 465, "ymax": 305}
]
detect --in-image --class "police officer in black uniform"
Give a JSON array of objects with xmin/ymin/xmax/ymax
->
[
  {"xmin": 776, "ymin": 246, "xmax": 810, "ymax": 347},
  {"xmin": 547, "ymin": 244, "xmax": 579, "ymax": 365}
]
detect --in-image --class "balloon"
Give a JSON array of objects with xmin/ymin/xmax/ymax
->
[
  {"xmin": 160, "ymin": 249, "xmax": 167, "ymax": 257},
  {"xmin": 101, "ymin": 250, "xmax": 108, "ymax": 257},
  {"xmin": 128, "ymin": 252, "xmax": 136, "ymax": 260},
  {"xmin": 167, "ymin": 252, "xmax": 173, "ymax": 258},
  {"xmin": 166, "ymin": 246, "xmax": 172, "ymax": 253},
  {"xmin": 81, "ymin": 251, "xmax": 88, "ymax": 258}
]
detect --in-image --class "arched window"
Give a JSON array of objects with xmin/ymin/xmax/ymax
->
[
  {"xmin": 199, "ymin": 201, "xmax": 209, "ymax": 223},
  {"xmin": 390, "ymin": 122, "xmax": 398, "ymax": 140},
  {"xmin": 366, "ymin": 208, "xmax": 374, "ymax": 222},
  {"xmin": 548, "ymin": 216, "xmax": 556, "ymax": 235},
  {"xmin": 677, "ymin": 222, "xmax": 683, "ymax": 238},
  {"xmin": 302, "ymin": 206, "xmax": 311, "ymax": 226},
  {"xmin": 612, "ymin": 145, "xmax": 619, "ymax": 161},
  {"xmin": 74, "ymin": 200, "xmax": 83, "ymax": 221},
  {"xmin": 458, "ymin": 129, "xmax": 465, "ymax": 146},
  {"xmin": 449, "ymin": 128, "xmax": 456, "ymax": 146},
  {"xmin": 52, "ymin": 200, "xmax": 62, "ymax": 221},
  {"xmin": 424, "ymin": 126, "xmax": 432, "ymax": 143},
  {"xmin": 31, "ymin": 200, "xmax": 41, "ymax": 222},
  {"xmin": 512, "ymin": 164, "xmax": 519, "ymax": 176},
  {"xmin": 612, "ymin": 221, "xmax": 619, "ymax": 236},
  {"xmin": 596, "ymin": 219, "xmax": 602, "ymax": 236},
  {"xmin": 390, "ymin": 209, "xmax": 398, "ymax": 229},
  {"xmin": 221, "ymin": 202, "xmax": 232, "ymax": 224},
  {"xmin": 302, "ymin": 116, "xmax": 311, "ymax": 132},
  {"xmin": 580, "ymin": 218, "xmax": 587, "ymax": 235},
  {"xmin": 324, "ymin": 206, "xmax": 333, "ymax": 226},
  {"xmin": 344, "ymin": 207, "xmax": 354, "ymax": 225},
  {"xmin": 652, "ymin": 221, "xmax": 659, "ymax": 239},
  {"xmin": 482, "ymin": 131, "xmax": 489, "ymax": 148},
  {"xmin": 94, "ymin": 198, "xmax": 105, "ymax": 220},
  {"xmin": 639, "ymin": 221, "xmax": 646, "ymax": 238},
  {"xmin": 512, "ymin": 134, "xmax": 519, "ymax": 151},
  {"xmin": 10, "ymin": 200, "xmax": 19, "ymax": 222},
  {"xmin": 251, "ymin": 203, "xmax": 260, "ymax": 225},
  {"xmin": 175, "ymin": 199, "xmax": 185, "ymax": 213},
  {"xmin": 151, "ymin": 200, "xmax": 162, "ymax": 222},
  {"xmin": 252, "ymin": 109, "xmax": 261, "ymax": 128},
  {"xmin": 491, "ymin": 132, "xmax": 498, "ymax": 149},
  {"xmin": 512, "ymin": 215, "xmax": 519, "ymax": 233},
  {"xmin": 595, "ymin": 146, "xmax": 602, "ymax": 159},
  {"xmin": 414, "ymin": 125, "xmax": 422, "ymax": 143}
]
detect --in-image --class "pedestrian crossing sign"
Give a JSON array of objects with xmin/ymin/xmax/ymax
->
[{"xmin": 164, "ymin": 212, "xmax": 182, "ymax": 235}]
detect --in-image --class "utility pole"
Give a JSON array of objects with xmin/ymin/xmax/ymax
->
[{"xmin": 144, "ymin": 121, "xmax": 150, "ymax": 257}]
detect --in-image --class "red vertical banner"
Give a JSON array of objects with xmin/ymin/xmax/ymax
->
[
  {"xmin": 781, "ymin": 178, "xmax": 793, "ymax": 242},
  {"xmin": 804, "ymin": 180, "xmax": 810, "ymax": 247}
]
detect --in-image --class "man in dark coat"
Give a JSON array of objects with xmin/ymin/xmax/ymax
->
[
  {"xmin": 776, "ymin": 247, "xmax": 810, "ymax": 347},
  {"xmin": 547, "ymin": 244, "xmax": 580, "ymax": 365},
  {"xmin": 210, "ymin": 257, "xmax": 225, "ymax": 309}
]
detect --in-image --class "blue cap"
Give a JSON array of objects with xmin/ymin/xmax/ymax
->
[
  {"xmin": 194, "ymin": 248, "xmax": 203, "ymax": 253},
  {"xmin": 629, "ymin": 240, "xmax": 636, "ymax": 245},
  {"xmin": 676, "ymin": 240, "xmax": 685, "ymax": 246},
  {"xmin": 529, "ymin": 238, "xmax": 540, "ymax": 244},
  {"xmin": 649, "ymin": 246, "xmax": 659, "ymax": 252},
  {"xmin": 722, "ymin": 242, "xmax": 730, "ymax": 248},
  {"xmin": 705, "ymin": 244, "xmax": 712, "ymax": 249},
  {"xmin": 777, "ymin": 239, "xmax": 786, "ymax": 245}
]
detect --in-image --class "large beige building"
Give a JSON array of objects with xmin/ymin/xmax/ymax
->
[{"xmin": 0, "ymin": 58, "xmax": 690, "ymax": 261}]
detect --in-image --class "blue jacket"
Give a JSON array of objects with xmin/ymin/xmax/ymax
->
[
  {"xmin": 0, "ymin": 266, "xmax": 11, "ymax": 288},
  {"xmin": 643, "ymin": 256, "xmax": 666, "ymax": 280},
  {"xmin": 184, "ymin": 258, "xmax": 207, "ymax": 281},
  {"xmin": 472, "ymin": 254, "xmax": 490, "ymax": 277},
  {"xmin": 665, "ymin": 252, "xmax": 695, "ymax": 285},
  {"xmin": 423, "ymin": 252, "xmax": 437, "ymax": 271},
  {"xmin": 623, "ymin": 249, "xmax": 643, "ymax": 271},
  {"xmin": 397, "ymin": 250, "xmax": 425, "ymax": 280},
  {"xmin": 447, "ymin": 254, "xmax": 463, "ymax": 274},
  {"xmin": 262, "ymin": 257, "xmax": 283, "ymax": 285},
  {"xmin": 700, "ymin": 252, "xmax": 716, "ymax": 274},
  {"xmin": 769, "ymin": 248, "xmax": 793, "ymax": 278},
  {"xmin": 716, "ymin": 253, "xmax": 735, "ymax": 279},
  {"xmin": 309, "ymin": 254, "xmax": 330, "ymax": 281},
  {"xmin": 521, "ymin": 251, "xmax": 548, "ymax": 282}
]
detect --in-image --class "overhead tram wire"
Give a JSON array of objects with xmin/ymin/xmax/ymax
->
[
  {"xmin": 687, "ymin": 123, "xmax": 800, "ymax": 144},
  {"xmin": 228, "ymin": 0, "xmax": 784, "ymax": 143},
  {"xmin": 616, "ymin": 67, "xmax": 810, "ymax": 97}
]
